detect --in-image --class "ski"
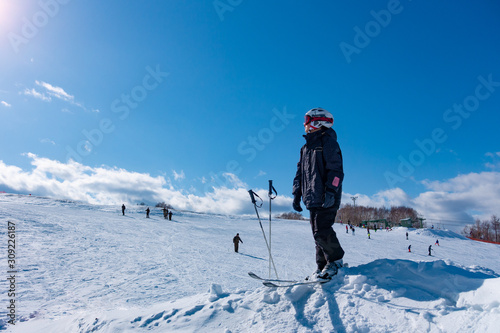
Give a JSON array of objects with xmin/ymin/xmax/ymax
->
[
  {"xmin": 248, "ymin": 271, "xmax": 298, "ymax": 283},
  {"xmin": 249, "ymin": 263, "xmax": 349, "ymax": 287},
  {"xmin": 262, "ymin": 279, "xmax": 330, "ymax": 288}
]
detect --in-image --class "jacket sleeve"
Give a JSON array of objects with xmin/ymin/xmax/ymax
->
[
  {"xmin": 292, "ymin": 146, "xmax": 303, "ymax": 196},
  {"xmin": 323, "ymin": 136, "xmax": 344, "ymax": 193}
]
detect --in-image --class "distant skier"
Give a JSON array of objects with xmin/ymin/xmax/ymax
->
[
  {"xmin": 346, "ymin": 225, "xmax": 348, "ymax": 234},
  {"xmin": 435, "ymin": 239, "xmax": 439, "ymax": 246},
  {"xmin": 146, "ymin": 207, "xmax": 150, "ymax": 218},
  {"xmin": 368, "ymin": 232, "xmax": 371, "ymax": 239},
  {"xmin": 408, "ymin": 245, "xmax": 411, "ymax": 252},
  {"xmin": 122, "ymin": 204, "xmax": 126, "ymax": 216},
  {"xmin": 428, "ymin": 245, "xmax": 433, "ymax": 256},
  {"xmin": 233, "ymin": 233, "xmax": 243, "ymax": 253},
  {"xmin": 168, "ymin": 211, "xmax": 172, "ymax": 221},
  {"xmin": 293, "ymin": 107, "xmax": 344, "ymax": 280},
  {"xmin": 406, "ymin": 232, "xmax": 408, "ymax": 240},
  {"xmin": 352, "ymin": 227, "xmax": 355, "ymax": 236},
  {"xmin": 162, "ymin": 207, "xmax": 168, "ymax": 219}
]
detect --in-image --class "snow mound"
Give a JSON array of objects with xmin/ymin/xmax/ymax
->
[
  {"xmin": 13, "ymin": 260, "xmax": 500, "ymax": 333},
  {"xmin": 412, "ymin": 227, "xmax": 468, "ymax": 240}
]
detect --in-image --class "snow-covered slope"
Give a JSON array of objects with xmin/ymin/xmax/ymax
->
[{"xmin": 1, "ymin": 194, "xmax": 499, "ymax": 332}]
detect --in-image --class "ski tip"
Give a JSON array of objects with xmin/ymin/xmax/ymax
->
[{"xmin": 263, "ymin": 281, "xmax": 279, "ymax": 288}]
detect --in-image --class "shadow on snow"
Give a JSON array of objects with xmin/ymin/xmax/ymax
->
[{"xmin": 347, "ymin": 259, "xmax": 499, "ymax": 304}]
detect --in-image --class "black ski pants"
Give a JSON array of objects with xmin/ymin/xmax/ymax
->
[{"xmin": 309, "ymin": 206, "xmax": 344, "ymax": 270}]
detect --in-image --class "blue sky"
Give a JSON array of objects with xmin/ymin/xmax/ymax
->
[{"xmin": 1, "ymin": 0, "xmax": 499, "ymax": 230}]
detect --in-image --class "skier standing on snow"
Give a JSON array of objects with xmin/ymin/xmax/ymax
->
[
  {"xmin": 233, "ymin": 233, "xmax": 243, "ymax": 253},
  {"xmin": 408, "ymin": 245, "xmax": 411, "ymax": 252},
  {"xmin": 162, "ymin": 207, "xmax": 168, "ymax": 219},
  {"xmin": 122, "ymin": 204, "xmax": 126, "ymax": 216},
  {"xmin": 168, "ymin": 211, "xmax": 172, "ymax": 221},
  {"xmin": 293, "ymin": 107, "xmax": 344, "ymax": 280},
  {"xmin": 146, "ymin": 207, "xmax": 150, "ymax": 218},
  {"xmin": 435, "ymin": 239, "xmax": 439, "ymax": 246},
  {"xmin": 406, "ymin": 232, "xmax": 408, "ymax": 240},
  {"xmin": 428, "ymin": 245, "xmax": 433, "ymax": 256}
]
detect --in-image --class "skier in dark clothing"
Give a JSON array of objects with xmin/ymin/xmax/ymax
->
[
  {"xmin": 146, "ymin": 207, "xmax": 150, "ymax": 218},
  {"xmin": 428, "ymin": 245, "xmax": 433, "ymax": 256},
  {"xmin": 162, "ymin": 207, "xmax": 168, "ymax": 219},
  {"xmin": 293, "ymin": 107, "xmax": 344, "ymax": 280},
  {"xmin": 122, "ymin": 204, "xmax": 126, "ymax": 216},
  {"xmin": 168, "ymin": 211, "xmax": 172, "ymax": 221},
  {"xmin": 406, "ymin": 232, "xmax": 408, "ymax": 240},
  {"xmin": 233, "ymin": 233, "xmax": 243, "ymax": 253},
  {"xmin": 408, "ymin": 245, "xmax": 411, "ymax": 252}
]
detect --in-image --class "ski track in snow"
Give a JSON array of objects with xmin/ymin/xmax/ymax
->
[{"xmin": 0, "ymin": 193, "xmax": 499, "ymax": 332}]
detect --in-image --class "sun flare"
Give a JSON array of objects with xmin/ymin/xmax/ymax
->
[{"xmin": 0, "ymin": 0, "xmax": 22, "ymax": 34}]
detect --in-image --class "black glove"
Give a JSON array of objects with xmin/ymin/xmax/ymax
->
[
  {"xmin": 322, "ymin": 191, "xmax": 336, "ymax": 209},
  {"xmin": 292, "ymin": 194, "xmax": 302, "ymax": 212}
]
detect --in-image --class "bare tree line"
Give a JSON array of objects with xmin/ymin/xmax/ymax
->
[
  {"xmin": 337, "ymin": 204, "xmax": 421, "ymax": 227},
  {"xmin": 277, "ymin": 204, "xmax": 422, "ymax": 227},
  {"xmin": 463, "ymin": 215, "xmax": 500, "ymax": 243}
]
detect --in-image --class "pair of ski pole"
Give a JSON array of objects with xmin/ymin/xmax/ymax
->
[{"xmin": 248, "ymin": 180, "xmax": 278, "ymax": 279}]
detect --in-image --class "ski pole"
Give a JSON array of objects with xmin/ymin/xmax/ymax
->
[
  {"xmin": 268, "ymin": 180, "xmax": 277, "ymax": 278},
  {"xmin": 248, "ymin": 189, "xmax": 279, "ymax": 279}
]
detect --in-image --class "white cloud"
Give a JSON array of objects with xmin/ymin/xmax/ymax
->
[
  {"xmin": 40, "ymin": 138, "xmax": 56, "ymax": 145},
  {"xmin": 24, "ymin": 88, "xmax": 51, "ymax": 102},
  {"xmin": 36, "ymin": 80, "xmax": 74, "ymax": 102},
  {"xmin": 342, "ymin": 188, "xmax": 412, "ymax": 209},
  {"xmin": 484, "ymin": 152, "xmax": 500, "ymax": 170},
  {"xmin": 416, "ymin": 172, "xmax": 500, "ymax": 222},
  {"xmin": 23, "ymin": 81, "xmax": 88, "ymax": 111},
  {"xmin": 222, "ymin": 172, "xmax": 247, "ymax": 188},
  {"xmin": 173, "ymin": 170, "xmax": 185, "ymax": 181},
  {"xmin": 1, "ymin": 101, "xmax": 11, "ymax": 107},
  {"xmin": 255, "ymin": 170, "xmax": 267, "ymax": 178},
  {"xmin": 342, "ymin": 172, "xmax": 500, "ymax": 231},
  {"xmin": 2, "ymin": 155, "xmax": 498, "ymax": 227},
  {"xmin": 0, "ymin": 155, "xmax": 286, "ymax": 216}
]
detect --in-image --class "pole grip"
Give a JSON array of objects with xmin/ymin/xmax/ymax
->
[
  {"xmin": 248, "ymin": 189, "xmax": 256, "ymax": 204},
  {"xmin": 268, "ymin": 180, "xmax": 277, "ymax": 199}
]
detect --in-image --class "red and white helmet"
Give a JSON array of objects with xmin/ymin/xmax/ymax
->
[{"xmin": 304, "ymin": 107, "xmax": 334, "ymax": 130}]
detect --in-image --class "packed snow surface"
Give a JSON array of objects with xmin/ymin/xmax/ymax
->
[{"xmin": 1, "ymin": 193, "xmax": 499, "ymax": 332}]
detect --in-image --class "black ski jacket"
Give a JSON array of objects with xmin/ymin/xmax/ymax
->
[{"xmin": 292, "ymin": 127, "xmax": 344, "ymax": 209}]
